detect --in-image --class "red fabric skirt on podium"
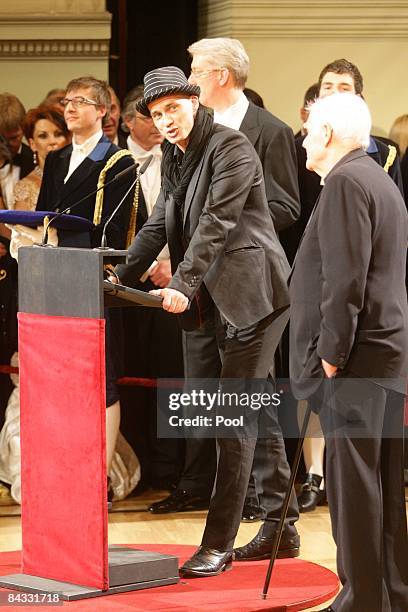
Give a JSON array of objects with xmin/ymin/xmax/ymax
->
[{"xmin": 18, "ymin": 312, "xmax": 108, "ymax": 590}]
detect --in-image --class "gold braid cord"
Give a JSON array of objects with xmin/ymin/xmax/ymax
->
[
  {"xmin": 383, "ymin": 145, "xmax": 397, "ymax": 174},
  {"xmin": 93, "ymin": 150, "xmax": 140, "ymax": 246},
  {"xmin": 126, "ymin": 178, "xmax": 140, "ymax": 248}
]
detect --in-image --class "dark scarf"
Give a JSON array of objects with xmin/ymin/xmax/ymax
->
[{"xmin": 161, "ymin": 105, "xmax": 214, "ymax": 210}]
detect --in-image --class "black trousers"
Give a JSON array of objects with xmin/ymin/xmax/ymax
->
[
  {"xmin": 181, "ymin": 308, "xmax": 298, "ymax": 537},
  {"xmin": 181, "ymin": 296, "xmax": 294, "ymax": 550},
  {"xmin": 319, "ymin": 377, "xmax": 408, "ymax": 612}
]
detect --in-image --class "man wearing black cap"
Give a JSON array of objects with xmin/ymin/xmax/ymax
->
[{"xmin": 114, "ymin": 66, "xmax": 294, "ymax": 577}]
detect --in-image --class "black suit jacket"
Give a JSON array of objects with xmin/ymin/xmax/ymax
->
[
  {"xmin": 281, "ymin": 134, "xmax": 405, "ymax": 265},
  {"xmin": 116, "ymin": 124, "xmax": 290, "ymax": 330},
  {"xmin": 240, "ymin": 102, "xmax": 300, "ymax": 232},
  {"xmin": 36, "ymin": 134, "xmax": 136, "ymax": 249},
  {"xmin": 289, "ymin": 149, "xmax": 408, "ymax": 398}
]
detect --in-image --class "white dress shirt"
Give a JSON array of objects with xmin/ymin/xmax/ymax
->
[
  {"xmin": 126, "ymin": 136, "xmax": 169, "ymax": 274},
  {"xmin": 213, "ymin": 91, "xmax": 249, "ymax": 130},
  {"xmin": 0, "ymin": 164, "xmax": 20, "ymax": 209},
  {"xmin": 64, "ymin": 129, "xmax": 103, "ymax": 183},
  {"xmin": 126, "ymin": 137, "xmax": 162, "ymax": 217}
]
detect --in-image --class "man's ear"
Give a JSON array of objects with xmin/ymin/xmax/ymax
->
[
  {"xmin": 191, "ymin": 96, "xmax": 200, "ymax": 115},
  {"xmin": 219, "ymin": 67, "xmax": 229, "ymax": 87},
  {"xmin": 98, "ymin": 105, "xmax": 107, "ymax": 121},
  {"xmin": 323, "ymin": 123, "xmax": 333, "ymax": 146}
]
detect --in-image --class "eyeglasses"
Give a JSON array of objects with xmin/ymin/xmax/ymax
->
[
  {"xmin": 59, "ymin": 96, "xmax": 98, "ymax": 109},
  {"xmin": 189, "ymin": 68, "xmax": 221, "ymax": 80}
]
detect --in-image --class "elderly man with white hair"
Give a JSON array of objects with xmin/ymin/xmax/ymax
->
[{"xmin": 290, "ymin": 92, "xmax": 408, "ymax": 612}]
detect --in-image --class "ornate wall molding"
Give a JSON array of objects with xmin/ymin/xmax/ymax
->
[
  {"xmin": 0, "ymin": 38, "xmax": 109, "ymax": 60},
  {"xmin": 198, "ymin": 0, "xmax": 408, "ymax": 38}
]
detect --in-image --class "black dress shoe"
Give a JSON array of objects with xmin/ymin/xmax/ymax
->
[
  {"xmin": 297, "ymin": 473, "xmax": 326, "ymax": 513},
  {"xmin": 234, "ymin": 527, "xmax": 300, "ymax": 561},
  {"xmin": 179, "ymin": 546, "xmax": 233, "ymax": 577},
  {"xmin": 241, "ymin": 502, "xmax": 263, "ymax": 522},
  {"xmin": 148, "ymin": 488, "xmax": 209, "ymax": 514}
]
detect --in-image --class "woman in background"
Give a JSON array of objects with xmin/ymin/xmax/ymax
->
[{"xmin": 13, "ymin": 105, "xmax": 69, "ymax": 211}]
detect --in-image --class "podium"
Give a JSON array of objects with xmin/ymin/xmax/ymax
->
[{"xmin": 0, "ymin": 246, "xmax": 179, "ymax": 600}]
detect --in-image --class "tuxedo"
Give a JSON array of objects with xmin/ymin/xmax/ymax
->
[
  {"xmin": 116, "ymin": 123, "xmax": 292, "ymax": 549},
  {"xmin": 290, "ymin": 149, "xmax": 408, "ymax": 611},
  {"xmin": 36, "ymin": 134, "xmax": 136, "ymax": 249}
]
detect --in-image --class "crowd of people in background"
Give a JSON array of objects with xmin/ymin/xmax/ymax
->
[
  {"xmin": 0, "ymin": 38, "xmax": 406, "ymax": 543},
  {"xmin": 0, "ymin": 45, "xmax": 407, "ymax": 507},
  {"xmin": 0, "ymin": 35, "xmax": 406, "ymax": 610}
]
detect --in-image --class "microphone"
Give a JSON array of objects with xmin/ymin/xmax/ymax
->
[
  {"xmin": 99, "ymin": 155, "xmax": 153, "ymax": 249},
  {"xmin": 40, "ymin": 161, "xmax": 139, "ymax": 246}
]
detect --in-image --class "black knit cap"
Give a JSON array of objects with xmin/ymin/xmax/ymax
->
[{"xmin": 136, "ymin": 66, "xmax": 200, "ymax": 116}]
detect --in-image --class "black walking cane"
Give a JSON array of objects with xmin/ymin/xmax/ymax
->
[{"xmin": 262, "ymin": 401, "xmax": 313, "ymax": 599}]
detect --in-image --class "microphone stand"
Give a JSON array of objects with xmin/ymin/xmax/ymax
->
[
  {"xmin": 99, "ymin": 171, "xmax": 140, "ymax": 250},
  {"xmin": 98, "ymin": 154, "xmax": 153, "ymax": 250},
  {"xmin": 40, "ymin": 161, "xmax": 139, "ymax": 246}
]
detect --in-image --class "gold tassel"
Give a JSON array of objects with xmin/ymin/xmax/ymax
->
[
  {"xmin": 93, "ymin": 150, "xmax": 136, "ymax": 226},
  {"xmin": 126, "ymin": 177, "xmax": 140, "ymax": 248}
]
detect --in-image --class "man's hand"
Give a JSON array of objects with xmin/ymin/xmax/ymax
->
[
  {"xmin": 321, "ymin": 359, "xmax": 337, "ymax": 378},
  {"xmin": 149, "ymin": 259, "xmax": 172, "ymax": 288},
  {"xmin": 149, "ymin": 287, "xmax": 188, "ymax": 313}
]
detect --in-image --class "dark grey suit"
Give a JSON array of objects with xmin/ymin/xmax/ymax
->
[
  {"xmin": 290, "ymin": 149, "xmax": 408, "ymax": 612},
  {"xmin": 240, "ymin": 101, "xmax": 300, "ymax": 231},
  {"xmin": 163, "ymin": 104, "xmax": 300, "ymax": 524},
  {"xmin": 116, "ymin": 123, "xmax": 292, "ymax": 548}
]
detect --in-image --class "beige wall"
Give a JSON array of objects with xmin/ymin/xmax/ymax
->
[
  {"xmin": 198, "ymin": 1, "xmax": 408, "ymax": 136},
  {"xmin": 0, "ymin": 0, "xmax": 110, "ymax": 110}
]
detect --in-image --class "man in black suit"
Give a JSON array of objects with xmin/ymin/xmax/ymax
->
[
  {"xmin": 36, "ymin": 76, "xmax": 137, "ymax": 475},
  {"xmin": 170, "ymin": 36, "xmax": 299, "ymax": 559},
  {"xmin": 290, "ymin": 92, "xmax": 408, "ymax": 612},
  {"xmin": 148, "ymin": 38, "xmax": 301, "ymax": 559},
  {"xmin": 113, "ymin": 65, "xmax": 292, "ymax": 576}
]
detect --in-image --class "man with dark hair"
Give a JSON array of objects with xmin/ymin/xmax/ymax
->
[
  {"xmin": 317, "ymin": 58, "xmax": 402, "ymax": 191},
  {"xmin": 113, "ymin": 65, "xmax": 292, "ymax": 577},
  {"xmin": 148, "ymin": 38, "xmax": 301, "ymax": 560},
  {"xmin": 296, "ymin": 83, "xmax": 320, "ymax": 138},
  {"xmin": 318, "ymin": 58, "xmax": 364, "ymax": 95}
]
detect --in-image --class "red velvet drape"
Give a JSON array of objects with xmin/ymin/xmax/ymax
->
[{"xmin": 18, "ymin": 312, "xmax": 108, "ymax": 590}]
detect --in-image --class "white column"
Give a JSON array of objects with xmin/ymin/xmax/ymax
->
[
  {"xmin": 197, "ymin": 0, "xmax": 408, "ymax": 134},
  {"xmin": 0, "ymin": 0, "xmax": 111, "ymax": 109}
]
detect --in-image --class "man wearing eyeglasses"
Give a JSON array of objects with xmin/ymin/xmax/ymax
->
[{"xmin": 36, "ymin": 76, "xmax": 137, "ymax": 481}]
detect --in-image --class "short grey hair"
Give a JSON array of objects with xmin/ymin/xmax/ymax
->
[
  {"xmin": 188, "ymin": 37, "xmax": 249, "ymax": 89},
  {"xmin": 307, "ymin": 93, "xmax": 371, "ymax": 150}
]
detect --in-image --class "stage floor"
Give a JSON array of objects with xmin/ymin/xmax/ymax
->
[{"xmin": 1, "ymin": 487, "xmax": 407, "ymax": 610}]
